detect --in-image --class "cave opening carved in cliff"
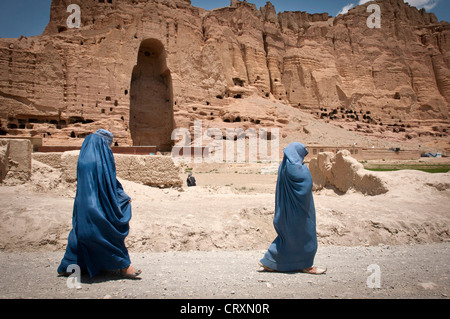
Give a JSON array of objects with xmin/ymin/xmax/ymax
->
[{"xmin": 130, "ymin": 39, "xmax": 174, "ymax": 151}]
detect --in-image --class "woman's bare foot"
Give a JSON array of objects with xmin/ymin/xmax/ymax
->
[
  {"xmin": 121, "ymin": 265, "xmax": 142, "ymax": 278},
  {"xmin": 258, "ymin": 262, "xmax": 276, "ymax": 272},
  {"xmin": 301, "ymin": 266, "xmax": 327, "ymax": 275}
]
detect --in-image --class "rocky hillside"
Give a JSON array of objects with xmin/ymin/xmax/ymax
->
[{"xmin": 0, "ymin": 0, "xmax": 448, "ymax": 150}]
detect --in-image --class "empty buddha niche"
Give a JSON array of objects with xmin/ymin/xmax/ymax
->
[{"xmin": 130, "ymin": 38, "xmax": 174, "ymax": 151}]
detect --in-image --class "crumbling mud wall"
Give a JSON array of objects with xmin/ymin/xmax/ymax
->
[
  {"xmin": 37, "ymin": 150, "xmax": 183, "ymax": 188},
  {"xmin": 0, "ymin": 139, "xmax": 32, "ymax": 184},
  {"xmin": 309, "ymin": 150, "xmax": 388, "ymax": 195}
]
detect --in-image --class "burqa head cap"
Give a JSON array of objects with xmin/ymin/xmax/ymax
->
[
  {"xmin": 94, "ymin": 129, "xmax": 114, "ymax": 145},
  {"xmin": 284, "ymin": 142, "xmax": 308, "ymax": 164}
]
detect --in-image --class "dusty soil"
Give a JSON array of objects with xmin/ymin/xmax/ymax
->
[{"xmin": 1, "ymin": 159, "xmax": 449, "ymax": 252}]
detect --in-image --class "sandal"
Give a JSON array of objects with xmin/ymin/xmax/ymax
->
[
  {"xmin": 121, "ymin": 266, "xmax": 142, "ymax": 279},
  {"xmin": 57, "ymin": 271, "xmax": 71, "ymax": 277},
  {"xmin": 300, "ymin": 266, "xmax": 327, "ymax": 275}
]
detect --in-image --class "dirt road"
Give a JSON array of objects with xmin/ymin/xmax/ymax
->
[{"xmin": 1, "ymin": 243, "xmax": 448, "ymax": 300}]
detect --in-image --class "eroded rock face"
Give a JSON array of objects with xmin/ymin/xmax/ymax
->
[{"xmin": 0, "ymin": 0, "xmax": 448, "ymax": 148}]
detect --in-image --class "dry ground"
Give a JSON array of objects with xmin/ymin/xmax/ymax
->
[{"xmin": 0, "ymin": 158, "xmax": 449, "ymax": 299}]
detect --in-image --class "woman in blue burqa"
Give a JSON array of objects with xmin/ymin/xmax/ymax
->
[
  {"xmin": 57, "ymin": 129, "xmax": 141, "ymax": 278},
  {"xmin": 259, "ymin": 142, "xmax": 326, "ymax": 274}
]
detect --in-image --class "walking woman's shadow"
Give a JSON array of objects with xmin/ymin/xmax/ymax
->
[
  {"xmin": 59, "ymin": 270, "xmax": 141, "ymax": 285},
  {"xmin": 84, "ymin": 270, "xmax": 142, "ymax": 284}
]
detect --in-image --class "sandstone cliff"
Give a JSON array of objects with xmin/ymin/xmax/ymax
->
[{"xmin": 0, "ymin": 0, "xmax": 448, "ymax": 150}]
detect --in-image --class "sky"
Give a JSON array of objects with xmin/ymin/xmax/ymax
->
[{"xmin": 0, "ymin": 0, "xmax": 448, "ymax": 38}]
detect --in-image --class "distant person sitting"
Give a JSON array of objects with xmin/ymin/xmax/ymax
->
[{"xmin": 187, "ymin": 173, "xmax": 196, "ymax": 187}]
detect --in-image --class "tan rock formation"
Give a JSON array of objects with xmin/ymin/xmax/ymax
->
[
  {"xmin": 309, "ymin": 150, "xmax": 389, "ymax": 195},
  {"xmin": 0, "ymin": 0, "xmax": 448, "ymax": 149}
]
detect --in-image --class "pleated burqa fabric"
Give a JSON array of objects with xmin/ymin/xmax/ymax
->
[
  {"xmin": 260, "ymin": 142, "xmax": 318, "ymax": 271},
  {"xmin": 57, "ymin": 130, "xmax": 132, "ymax": 277}
]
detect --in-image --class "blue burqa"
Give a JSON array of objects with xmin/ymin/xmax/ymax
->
[
  {"xmin": 260, "ymin": 142, "xmax": 318, "ymax": 271},
  {"xmin": 57, "ymin": 129, "xmax": 132, "ymax": 277}
]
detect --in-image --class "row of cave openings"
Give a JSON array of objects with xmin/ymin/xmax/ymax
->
[
  {"xmin": 313, "ymin": 106, "xmax": 448, "ymax": 137},
  {"xmin": 191, "ymin": 105, "xmax": 262, "ymax": 125}
]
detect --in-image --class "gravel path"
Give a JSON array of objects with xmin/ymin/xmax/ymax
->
[{"xmin": 0, "ymin": 243, "xmax": 449, "ymax": 300}]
